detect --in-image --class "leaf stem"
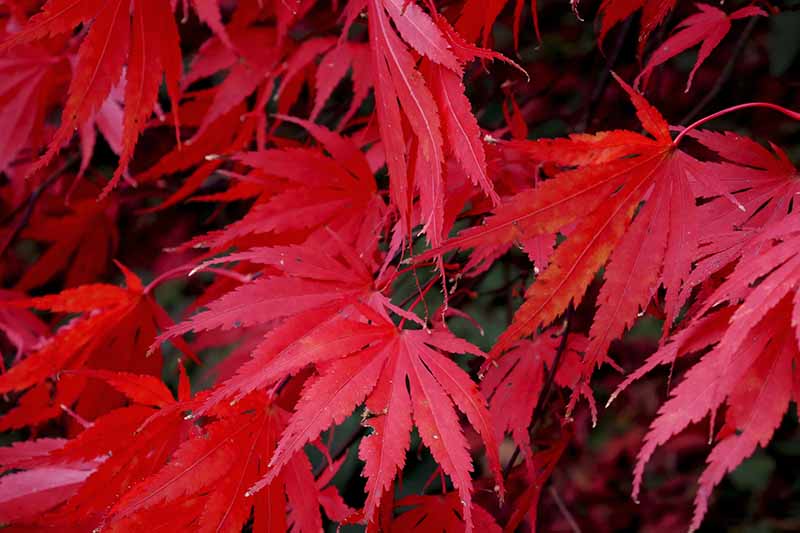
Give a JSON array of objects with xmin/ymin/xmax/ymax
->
[
  {"xmin": 312, "ymin": 425, "xmax": 367, "ymax": 478},
  {"xmin": 144, "ymin": 264, "xmax": 252, "ymax": 295},
  {"xmin": 398, "ymin": 276, "xmax": 438, "ymax": 329},
  {"xmin": 673, "ymin": 102, "xmax": 800, "ymax": 146}
]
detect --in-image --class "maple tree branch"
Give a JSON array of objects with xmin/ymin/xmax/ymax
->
[
  {"xmin": 0, "ymin": 155, "xmax": 78, "ymax": 256},
  {"xmin": 505, "ymin": 262, "xmax": 514, "ymax": 325},
  {"xmin": 577, "ymin": 18, "xmax": 632, "ymax": 132},
  {"xmin": 502, "ymin": 445, "xmax": 522, "ymax": 480},
  {"xmin": 680, "ymin": 16, "xmax": 759, "ymax": 126},
  {"xmin": 548, "ymin": 484, "xmax": 582, "ymax": 533}
]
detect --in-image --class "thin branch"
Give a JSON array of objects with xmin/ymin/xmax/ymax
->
[
  {"xmin": 548, "ymin": 484, "xmax": 582, "ymax": 533},
  {"xmin": 577, "ymin": 18, "xmax": 632, "ymax": 132},
  {"xmin": 0, "ymin": 155, "xmax": 78, "ymax": 256}
]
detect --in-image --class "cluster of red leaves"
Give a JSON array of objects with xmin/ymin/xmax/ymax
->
[{"xmin": 0, "ymin": 0, "xmax": 798, "ymax": 531}]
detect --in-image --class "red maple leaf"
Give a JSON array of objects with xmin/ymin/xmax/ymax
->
[
  {"xmin": 681, "ymin": 130, "xmax": 798, "ymax": 301},
  {"xmin": 617, "ymin": 215, "xmax": 800, "ymax": 531},
  {"xmin": 15, "ymin": 191, "xmax": 118, "ymax": 291},
  {"xmin": 636, "ymin": 4, "xmax": 765, "ymax": 92},
  {"xmin": 388, "ymin": 492, "xmax": 502, "ymax": 532},
  {"xmin": 360, "ymin": 0, "xmax": 499, "ymax": 247},
  {"xmin": 156, "ymin": 231, "xmax": 502, "ymax": 531},
  {"xmin": 481, "ymin": 331, "xmax": 588, "ymax": 459},
  {"xmin": 0, "ymin": 364, "xmax": 194, "ymax": 530},
  {"xmin": 0, "ymin": 263, "xmax": 194, "ymax": 429},
  {"xmin": 182, "ymin": 118, "xmax": 384, "ymax": 252},
  {"xmin": 0, "ymin": 40, "xmax": 68, "ymax": 175},
  {"xmin": 0, "ymin": 0, "xmax": 187, "ymax": 191},
  {"xmin": 597, "ymin": 0, "xmax": 677, "ymax": 52},
  {"xmin": 250, "ymin": 317, "xmax": 502, "ymax": 532},
  {"xmin": 420, "ymin": 75, "xmax": 734, "ymax": 385},
  {"xmin": 106, "ymin": 394, "xmax": 329, "ymax": 533}
]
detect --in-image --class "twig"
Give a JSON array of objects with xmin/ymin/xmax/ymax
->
[
  {"xmin": 548, "ymin": 484, "xmax": 582, "ymax": 533},
  {"xmin": 577, "ymin": 18, "xmax": 632, "ymax": 132},
  {"xmin": 504, "ymin": 261, "xmax": 514, "ymax": 325},
  {"xmin": 0, "ymin": 155, "xmax": 78, "ymax": 256},
  {"xmin": 680, "ymin": 16, "xmax": 759, "ymax": 125}
]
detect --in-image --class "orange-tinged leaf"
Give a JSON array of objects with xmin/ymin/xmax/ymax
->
[{"xmin": 424, "ymin": 76, "xmax": 716, "ymax": 376}]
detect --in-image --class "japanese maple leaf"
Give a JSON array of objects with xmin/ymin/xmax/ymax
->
[
  {"xmin": 163, "ymin": 233, "xmax": 432, "ymax": 411},
  {"xmin": 0, "ymin": 289, "xmax": 48, "ymax": 364},
  {"xmin": 503, "ymin": 431, "xmax": 571, "ymax": 532},
  {"xmin": 682, "ymin": 131, "xmax": 799, "ymax": 298},
  {"xmin": 308, "ymin": 42, "xmax": 373, "ymax": 127},
  {"xmin": 243, "ymin": 316, "xmax": 502, "ymax": 532},
  {"xmin": 618, "ymin": 215, "xmax": 800, "ymax": 532},
  {"xmin": 457, "ymin": 0, "xmax": 541, "ymax": 47},
  {"xmin": 596, "ymin": 0, "xmax": 675, "ymax": 52},
  {"xmin": 0, "ymin": 41, "xmax": 68, "ymax": 174},
  {"xmin": 182, "ymin": 118, "xmax": 383, "ymax": 252},
  {"xmin": 175, "ymin": 0, "xmax": 349, "ymax": 148},
  {"xmin": 0, "ymin": 264, "xmax": 193, "ymax": 428},
  {"xmin": 388, "ymin": 492, "xmax": 502, "ymax": 532},
  {"xmin": 273, "ymin": 36, "xmax": 337, "ymax": 118},
  {"xmin": 134, "ymin": 91, "xmax": 257, "ymax": 194},
  {"xmin": 355, "ymin": 0, "xmax": 498, "ymax": 248},
  {"xmin": 481, "ymin": 331, "xmax": 588, "ymax": 461},
  {"xmin": 0, "ymin": 0, "xmax": 186, "ymax": 192},
  {"xmin": 690, "ymin": 130, "xmax": 799, "ymax": 229},
  {"xmin": 105, "ymin": 394, "xmax": 328, "ymax": 533},
  {"xmin": 163, "ymin": 232, "xmax": 502, "ymax": 531},
  {"xmin": 636, "ymin": 4, "xmax": 766, "ymax": 92},
  {"xmin": 78, "ymin": 82, "xmax": 125, "ymax": 176},
  {"xmin": 16, "ymin": 193, "xmax": 118, "ymax": 291},
  {"xmin": 180, "ymin": 24, "xmax": 286, "ymax": 143},
  {"xmin": 160, "ymin": 235, "xmax": 385, "ymax": 345},
  {"xmin": 0, "ymin": 438, "xmax": 99, "ymax": 524},
  {"xmin": 421, "ymin": 75, "xmax": 724, "ymax": 376},
  {"xmin": 0, "ymin": 364, "xmax": 195, "ymax": 529},
  {"xmin": 454, "ymin": 140, "xmax": 560, "ymax": 278}
]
